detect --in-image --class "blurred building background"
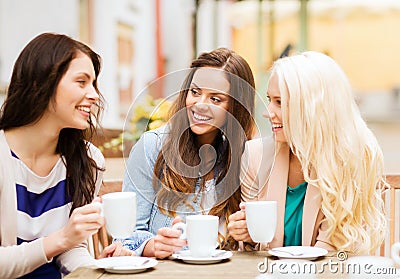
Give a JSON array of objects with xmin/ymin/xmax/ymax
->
[{"xmin": 0, "ymin": 0, "xmax": 399, "ymax": 173}]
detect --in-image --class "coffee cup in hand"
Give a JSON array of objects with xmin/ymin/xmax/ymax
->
[
  {"xmin": 172, "ymin": 215, "xmax": 218, "ymax": 258},
  {"xmin": 94, "ymin": 192, "xmax": 136, "ymax": 239},
  {"xmin": 245, "ymin": 200, "xmax": 277, "ymax": 243}
]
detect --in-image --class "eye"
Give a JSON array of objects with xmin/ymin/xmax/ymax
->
[
  {"xmin": 77, "ymin": 80, "xmax": 86, "ymax": 86},
  {"xmin": 211, "ymin": 96, "xmax": 221, "ymax": 103},
  {"xmin": 190, "ymin": 88, "xmax": 200, "ymax": 96},
  {"xmin": 266, "ymin": 96, "xmax": 271, "ymax": 103}
]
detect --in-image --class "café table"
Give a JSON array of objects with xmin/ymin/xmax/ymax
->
[{"xmin": 64, "ymin": 250, "xmax": 366, "ymax": 279}]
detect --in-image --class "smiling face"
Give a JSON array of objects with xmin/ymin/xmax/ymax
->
[
  {"xmin": 186, "ymin": 67, "xmax": 230, "ymax": 145},
  {"xmin": 47, "ymin": 52, "xmax": 99, "ymax": 130},
  {"xmin": 264, "ymin": 74, "xmax": 287, "ymax": 143}
]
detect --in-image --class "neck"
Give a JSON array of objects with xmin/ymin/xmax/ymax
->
[
  {"xmin": 288, "ymin": 151, "xmax": 304, "ymax": 188},
  {"xmin": 4, "ymin": 125, "xmax": 61, "ymax": 177},
  {"xmin": 4, "ymin": 124, "xmax": 60, "ymax": 158},
  {"xmin": 196, "ymin": 130, "xmax": 219, "ymax": 146}
]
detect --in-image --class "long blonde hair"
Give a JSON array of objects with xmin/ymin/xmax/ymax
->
[{"xmin": 272, "ymin": 51, "xmax": 386, "ymax": 254}]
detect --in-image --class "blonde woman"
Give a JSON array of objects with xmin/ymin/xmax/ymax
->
[{"xmin": 228, "ymin": 51, "xmax": 386, "ymax": 254}]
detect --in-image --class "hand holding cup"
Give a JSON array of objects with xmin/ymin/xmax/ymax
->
[{"xmin": 227, "ymin": 202, "xmax": 253, "ymax": 242}]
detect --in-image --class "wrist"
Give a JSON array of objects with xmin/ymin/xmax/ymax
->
[
  {"xmin": 142, "ymin": 238, "xmax": 155, "ymax": 257},
  {"xmin": 43, "ymin": 230, "xmax": 69, "ymax": 260}
]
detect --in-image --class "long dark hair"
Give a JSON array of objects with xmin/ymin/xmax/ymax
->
[
  {"xmin": 153, "ymin": 48, "xmax": 255, "ymax": 249},
  {"xmin": 0, "ymin": 33, "xmax": 104, "ymax": 212}
]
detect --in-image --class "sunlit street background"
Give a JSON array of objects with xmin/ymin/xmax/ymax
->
[{"xmin": 0, "ymin": 0, "xmax": 398, "ymax": 175}]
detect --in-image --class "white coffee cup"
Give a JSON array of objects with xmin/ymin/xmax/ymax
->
[
  {"xmin": 95, "ymin": 192, "xmax": 136, "ymax": 239},
  {"xmin": 246, "ymin": 201, "xmax": 277, "ymax": 243},
  {"xmin": 392, "ymin": 242, "xmax": 400, "ymax": 266},
  {"xmin": 172, "ymin": 215, "xmax": 218, "ymax": 258}
]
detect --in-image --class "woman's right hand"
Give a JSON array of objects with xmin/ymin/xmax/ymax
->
[
  {"xmin": 227, "ymin": 202, "xmax": 253, "ymax": 242},
  {"xmin": 43, "ymin": 199, "xmax": 104, "ymax": 259},
  {"xmin": 99, "ymin": 242, "xmax": 135, "ymax": 258},
  {"xmin": 60, "ymin": 199, "xmax": 104, "ymax": 247},
  {"xmin": 146, "ymin": 216, "xmax": 187, "ymax": 259}
]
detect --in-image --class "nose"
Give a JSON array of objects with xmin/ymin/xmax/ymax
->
[
  {"xmin": 194, "ymin": 102, "xmax": 209, "ymax": 112},
  {"xmin": 262, "ymin": 109, "xmax": 271, "ymax": 119},
  {"xmin": 263, "ymin": 102, "xmax": 274, "ymax": 119},
  {"xmin": 194, "ymin": 95, "xmax": 210, "ymax": 111},
  {"xmin": 87, "ymin": 84, "xmax": 99, "ymax": 102}
]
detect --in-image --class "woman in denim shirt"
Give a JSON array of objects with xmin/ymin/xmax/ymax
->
[{"xmin": 121, "ymin": 48, "xmax": 256, "ymax": 258}]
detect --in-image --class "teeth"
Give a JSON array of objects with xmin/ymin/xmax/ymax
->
[
  {"xmin": 193, "ymin": 112, "xmax": 211, "ymax": 121},
  {"xmin": 272, "ymin": 124, "xmax": 283, "ymax": 128},
  {"xmin": 77, "ymin": 106, "xmax": 90, "ymax": 113}
]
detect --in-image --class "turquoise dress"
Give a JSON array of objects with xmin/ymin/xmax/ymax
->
[{"xmin": 283, "ymin": 181, "xmax": 308, "ymax": 246}]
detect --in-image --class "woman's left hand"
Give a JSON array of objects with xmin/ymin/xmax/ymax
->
[{"xmin": 98, "ymin": 242, "xmax": 135, "ymax": 258}]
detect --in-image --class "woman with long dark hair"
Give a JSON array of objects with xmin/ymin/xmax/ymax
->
[{"xmin": 0, "ymin": 33, "xmax": 131, "ymax": 278}]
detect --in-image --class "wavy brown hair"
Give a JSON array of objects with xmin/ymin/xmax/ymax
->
[
  {"xmin": 0, "ymin": 33, "xmax": 104, "ymax": 213},
  {"xmin": 153, "ymin": 48, "xmax": 255, "ymax": 250}
]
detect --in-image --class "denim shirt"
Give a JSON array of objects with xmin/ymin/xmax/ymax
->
[{"xmin": 119, "ymin": 126, "xmax": 218, "ymax": 255}]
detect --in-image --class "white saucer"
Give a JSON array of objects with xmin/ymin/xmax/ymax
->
[
  {"xmin": 95, "ymin": 256, "xmax": 157, "ymax": 274},
  {"xmin": 171, "ymin": 250, "xmax": 233, "ymax": 264},
  {"xmin": 268, "ymin": 246, "xmax": 328, "ymax": 260}
]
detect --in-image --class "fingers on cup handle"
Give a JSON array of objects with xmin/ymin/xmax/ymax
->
[
  {"xmin": 92, "ymin": 201, "xmax": 103, "ymax": 216},
  {"xmin": 171, "ymin": 222, "xmax": 186, "ymax": 240},
  {"xmin": 92, "ymin": 197, "xmax": 101, "ymax": 203}
]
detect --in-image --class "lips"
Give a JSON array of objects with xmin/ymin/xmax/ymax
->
[
  {"xmin": 191, "ymin": 110, "xmax": 212, "ymax": 122},
  {"xmin": 271, "ymin": 122, "xmax": 283, "ymax": 133},
  {"xmin": 76, "ymin": 105, "xmax": 91, "ymax": 113}
]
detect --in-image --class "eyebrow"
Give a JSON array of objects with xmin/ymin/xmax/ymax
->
[
  {"xmin": 190, "ymin": 82, "xmax": 201, "ymax": 90},
  {"xmin": 190, "ymin": 82, "xmax": 228, "ymax": 95},
  {"xmin": 267, "ymin": 92, "xmax": 280, "ymax": 98},
  {"xmin": 77, "ymin": 72, "xmax": 95, "ymax": 80}
]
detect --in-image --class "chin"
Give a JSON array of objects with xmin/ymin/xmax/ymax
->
[
  {"xmin": 72, "ymin": 122, "xmax": 90, "ymax": 130},
  {"xmin": 190, "ymin": 126, "xmax": 206, "ymax": 135}
]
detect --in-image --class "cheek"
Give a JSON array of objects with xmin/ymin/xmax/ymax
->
[
  {"xmin": 214, "ymin": 108, "xmax": 228, "ymax": 123},
  {"xmin": 267, "ymin": 102, "xmax": 273, "ymax": 112},
  {"xmin": 269, "ymin": 105, "xmax": 282, "ymax": 119},
  {"xmin": 185, "ymin": 95, "xmax": 193, "ymax": 107},
  {"xmin": 276, "ymin": 109, "xmax": 283, "ymax": 120}
]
